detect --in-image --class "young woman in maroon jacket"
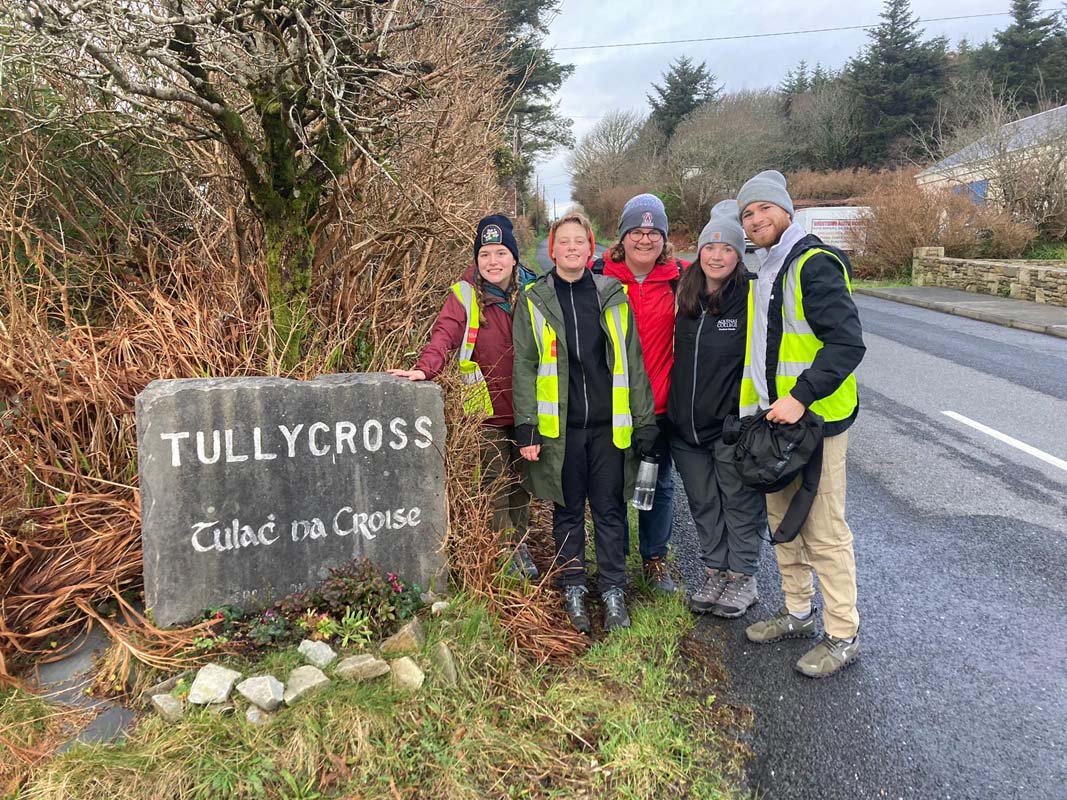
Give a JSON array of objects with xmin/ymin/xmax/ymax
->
[{"xmin": 389, "ymin": 215, "xmax": 538, "ymax": 577}]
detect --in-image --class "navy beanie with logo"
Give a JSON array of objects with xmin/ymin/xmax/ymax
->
[{"xmin": 474, "ymin": 214, "xmax": 520, "ymax": 264}]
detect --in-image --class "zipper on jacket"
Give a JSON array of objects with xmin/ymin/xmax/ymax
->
[
  {"xmin": 568, "ymin": 282, "xmax": 590, "ymax": 427},
  {"xmin": 690, "ymin": 307, "xmax": 706, "ymax": 444}
]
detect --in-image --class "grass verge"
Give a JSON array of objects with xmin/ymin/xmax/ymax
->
[{"xmin": 7, "ymin": 580, "xmax": 748, "ymax": 799}]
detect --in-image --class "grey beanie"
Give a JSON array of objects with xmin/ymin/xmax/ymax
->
[
  {"xmin": 698, "ymin": 199, "xmax": 746, "ymax": 258},
  {"xmin": 737, "ymin": 170, "xmax": 794, "ymax": 217},
  {"xmin": 618, "ymin": 193, "xmax": 669, "ymax": 238}
]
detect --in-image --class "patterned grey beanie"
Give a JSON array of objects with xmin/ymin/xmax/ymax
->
[{"xmin": 618, "ymin": 193, "xmax": 669, "ymax": 238}]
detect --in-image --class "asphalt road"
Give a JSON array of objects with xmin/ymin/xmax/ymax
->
[{"xmin": 671, "ymin": 295, "xmax": 1067, "ymax": 800}]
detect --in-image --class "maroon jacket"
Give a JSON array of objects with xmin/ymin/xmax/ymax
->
[{"xmin": 415, "ymin": 264, "xmax": 516, "ymax": 427}]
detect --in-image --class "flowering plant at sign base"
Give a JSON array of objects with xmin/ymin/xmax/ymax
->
[{"xmin": 194, "ymin": 558, "xmax": 425, "ymax": 652}]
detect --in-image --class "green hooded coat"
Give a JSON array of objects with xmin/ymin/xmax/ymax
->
[{"xmin": 512, "ymin": 271, "xmax": 656, "ymax": 507}]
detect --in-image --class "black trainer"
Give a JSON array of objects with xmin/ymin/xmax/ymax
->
[
  {"xmin": 562, "ymin": 585, "xmax": 591, "ymax": 634},
  {"xmin": 601, "ymin": 587, "xmax": 631, "ymax": 631}
]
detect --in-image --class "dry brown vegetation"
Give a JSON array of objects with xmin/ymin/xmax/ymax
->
[
  {"xmin": 0, "ymin": 1, "xmax": 582, "ymax": 691},
  {"xmin": 852, "ymin": 172, "xmax": 1037, "ymax": 279},
  {"xmin": 786, "ymin": 168, "xmax": 886, "ymax": 202}
]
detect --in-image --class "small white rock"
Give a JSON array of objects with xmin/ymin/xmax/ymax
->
[
  {"xmin": 430, "ymin": 641, "xmax": 458, "ymax": 686},
  {"xmin": 380, "ymin": 619, "xmax": 425, "ymax": 654},
  {"xmin": 283, "ymin": 665, "xmax": 330, "ymax": 705},
  {"xmin": 431, "ymin": 601, "xmax": 450, "ymax": 616},
  {"xmin": 298, "ymin": 639, "xmax": 337, "ymax": 669},
  {"xmin": 151, "ymin": 693, "xmax": 184, "ymax": 723},
  {"xmin": 187, "ymin": 664, "xmax": 242, "ymax": 705},
  {"xmin": 245, "ymin": 706, "xmax": 271, "ymax": 726},
  {"xmin": 235, "ymin": 675, "xmax": 285, "ymax": 712},
  {"xmin": 335, "ymin": 654, "xmax": 391, "ymax": 681},
  {"xmin": 390, "ymin": 657, "xmax": 425, "ymax": 691}
]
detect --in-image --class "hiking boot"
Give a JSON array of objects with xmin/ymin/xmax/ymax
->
[
  {"xmin": 745, "ymin": 606, "xmax": 818, "ymax": 643},
  {"xmin": 562, "ymin": 586, "xmax": 591, "ymax": 634},
  {"xmin": 689, "ymin": 568, "xmax": 729, "ymax": 613},
  {"xmin": 712, "ymin": 571, "xmax": 759, "ymax": 618},
  {"xmin": 508, "ymin": 542, "xmax": 539, "ymax": 579},
  {"xmin": 795, "ymin": 632, "xmax": 861, "ymax": 678},
  {"xmin": 601, "ymin": 587, "xmax": 631, "ymax": 631},
  {"xmin": 642, "ymin": 556, "xmax": 677, "ymax": 594}
]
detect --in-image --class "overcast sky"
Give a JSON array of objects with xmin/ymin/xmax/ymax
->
[{"xmin": 533, "ymin": 1, "xmax": 1031, "ymax": 218}]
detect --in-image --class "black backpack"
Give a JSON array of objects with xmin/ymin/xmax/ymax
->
[{"xmin": 722, "ymin": 408, "xmax": 825, "ymax": 544}]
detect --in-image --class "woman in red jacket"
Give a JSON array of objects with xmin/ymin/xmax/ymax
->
[
  {"xmin": 592, "ymin": 194, "xmax": 688, "ymax": 594},
  {"xmin": 389, "ymin": 215, "xmax": 538, "ymax": 577}
]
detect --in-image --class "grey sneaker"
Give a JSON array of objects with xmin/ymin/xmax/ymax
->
[
  {"xmin": 796, "ymin": 632, "xmax": 861, "ymax": 678},
  {"xmin": 601, "ymin": 587, "xmax": 631, "ymax": 631},
  {"xmin": 689, "ymin": 569, "xmax": 729, "ymax": 613},
  {"xmin": 562, "ymin": 586, "xmax": 591, "ymax": 634},
  {"xmin": 745, "ymin": 606, "xmax": 818, "ymax": 643},
  {"xmin": 508, "ymin": 543, "xmax": 539, "ymax": 579},
  {"xmin": 712, "ymin": 571, "xmax": 759, "ymax": 618},
  {"xmin": 642, "ymin": 556, "xmax": 677, "ymax": 594}
]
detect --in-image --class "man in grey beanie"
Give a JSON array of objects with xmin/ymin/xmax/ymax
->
[{"xmin": 736, "ymin": 170, "xmax": 867, "ymax": 678}]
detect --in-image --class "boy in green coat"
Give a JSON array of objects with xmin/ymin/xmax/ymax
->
[{"xmin": 513, "ymin": 212, "xmax": 657, "ymax": 633}]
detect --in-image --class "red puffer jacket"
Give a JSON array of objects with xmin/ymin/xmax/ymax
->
[
  {"xmin": 415, "ymin": 263, "xmax": 516, "ymax": 427},
  {"xmin": 596, "ymin": 254, "xmax": 689, "ymax": 416}
]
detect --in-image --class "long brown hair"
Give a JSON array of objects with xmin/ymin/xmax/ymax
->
[{"xmin": 676, "ymin": 248, "xmax": 746, "ymax": 318}]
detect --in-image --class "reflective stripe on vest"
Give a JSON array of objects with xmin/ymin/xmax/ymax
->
[
  {"xmin": 527, "ymin": 299, "xmax": 560, "ymax": 437},
  {"xmin": 526, "ymin": 296, "xmax": 634, "ymax": 448},
  {"xmin": 451, "ymin": 281, "xmax": 494, "ymax": 417},
  {"xmin": 740, "ymin": 248, "xmax": 858, "ymax": 422}
]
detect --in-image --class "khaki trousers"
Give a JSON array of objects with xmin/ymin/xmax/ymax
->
[
  {"xmin": 766, "ymin": 431, "xmax": 859, "ymax": 638},
  {"xmin": 481, "ymin": 426, "xmax": 530, "ymax": 541}
]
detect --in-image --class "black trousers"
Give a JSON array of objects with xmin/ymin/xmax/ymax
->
[{"xmin": 553, "ymin": 425, "xmax": 628, "ymax": 592}]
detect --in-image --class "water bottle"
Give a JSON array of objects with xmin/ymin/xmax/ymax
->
[{"xmin": 631, "ymin": 456, "xmax": 659, "ymax": 511}]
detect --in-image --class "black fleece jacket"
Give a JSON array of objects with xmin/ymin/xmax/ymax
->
[
  {"xmin": 667, "ymin": 277, "xmax": 749, "ymax": 447},
  {"xmin": 766, "ymin": 234, "xmax": 866, "ymax": 436},
  {"xmin": 554, "ymin": 268, "xmax": 614, "ymax": 429}
]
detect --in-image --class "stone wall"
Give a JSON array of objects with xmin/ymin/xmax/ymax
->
[{"xmin": 912, "ymin": 247, "xmax": 1067, "ymax": 306}]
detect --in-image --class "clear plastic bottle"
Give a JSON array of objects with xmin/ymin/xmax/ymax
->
[{"xmin": 631, "ymin": 456, "xmax": 659, "ymax": 511}]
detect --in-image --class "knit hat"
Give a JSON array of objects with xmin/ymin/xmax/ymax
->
[
  {"xmin": 737, "ymin": 170, "xmax": 794, "ymax": 217},
  {"xmin": 474, "ymin": 214, "xmax": 519, "ymax": 264},
  {"xmin": 618, "ymin": 193, "xmax": 669, "ymax": 238},
  {"xmin": 698, "ymin": 199, "xmax": 746, "ymax": 258}
]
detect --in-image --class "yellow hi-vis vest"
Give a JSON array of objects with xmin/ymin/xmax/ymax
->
[
  {"xmin": 450, "ymin": 281, "xmax": 494, "ymax": 416},
  {"xmin": 525, "ymin": 296, "xmax": 634, "ymax": 449},
  {"xmin": 740, "ymin": 248, "xmax": 858, "ymax": 421}
]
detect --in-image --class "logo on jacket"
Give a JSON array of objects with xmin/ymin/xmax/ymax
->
[
  {"xmin": 482, "ymin": 225, "xmax": 503, "ymax": 245},
  {"xmin": 717, "ymin": 318, "xmax": 738, "ymax": 331},
  {"xmin": 641, "ymin": 211, "xmax": 654, "ymax": 227}
]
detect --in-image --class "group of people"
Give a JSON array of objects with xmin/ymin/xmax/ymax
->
[{"xmin": 390, "ymin": 169, "xmax": 866, "ymax": 679}]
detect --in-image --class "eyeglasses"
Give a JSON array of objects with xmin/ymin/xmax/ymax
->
[{"xmin": 626, "ymin": 229, "xmax": 663, "ymax": 243}]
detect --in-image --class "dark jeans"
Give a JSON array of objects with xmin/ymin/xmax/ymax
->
[
  {"xmin": 553, "ymin": 425, "xmax": 628, "ymax": 592},
  {"xmin": 671, "ymin": 434, "xmax": 764, "ymax": 575},
  {"xmin": 637, "ymin": 447, "xmax": 675, "ymax": 560}
]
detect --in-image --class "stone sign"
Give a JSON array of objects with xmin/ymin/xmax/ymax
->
[{"xmin": 136, "ymin": 374, "xmax": 447, "ymax": 626}]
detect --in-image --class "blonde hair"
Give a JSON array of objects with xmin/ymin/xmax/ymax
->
[{"xmin": 549, "ymin": 212, "xmax": 595, "ymax": 255}]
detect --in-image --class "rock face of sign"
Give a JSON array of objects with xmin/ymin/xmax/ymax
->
[{"xmin": 138, "ymin": 374, "xmax": 447, "ymax": 626}]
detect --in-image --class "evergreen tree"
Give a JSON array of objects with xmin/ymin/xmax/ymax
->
[
  {"xmin": 648, "ymin": 56, "xmax": 721, "ymax": 139},
  {"xmin": 499, "ymin": 0, "xmax": 575, "ymax": 195},
  {"xmin": 847, "ymin": 0, "xmax": 948, "ymax": 165},
  {"xmin": 779, "ymin": 59, "xmax": 811, "ymax": 116},
  {"xmin": 980, "ymin": 0, "xmax": 1062, "ymax": 105}
]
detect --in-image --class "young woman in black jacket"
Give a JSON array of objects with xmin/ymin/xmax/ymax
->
[{"xmin": 667, "ymin": 200, "xmax": 765, "ymax": 619}]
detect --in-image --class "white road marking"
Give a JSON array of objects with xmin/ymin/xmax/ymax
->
[{"xmin": 941, "ymin": 411, "xmax": 1067, "ymax": 472}]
